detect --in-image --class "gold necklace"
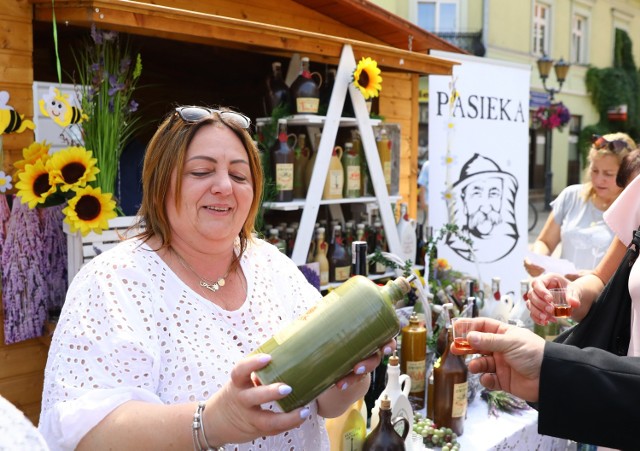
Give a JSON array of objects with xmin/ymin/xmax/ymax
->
[{"xmin": 172, "ymin": 248, "xmax": 232, "ymax": 293}]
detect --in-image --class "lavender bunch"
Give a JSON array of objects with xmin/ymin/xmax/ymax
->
[
  {"xmin": 1, "ymin": 201, "xmax": 48, "ymax": 344},
  {"xmin": 0, "ymin": 195, "xmax": 10, "ymax": 257},
  {"xmin": 41, "ymin": 205, "xmax": 68, "ymax": 315},
  {"xmin": 480, "ymin": 389, "xmax": 530, "ymax": 418}
]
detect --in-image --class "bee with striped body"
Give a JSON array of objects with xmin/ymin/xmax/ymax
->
[
  {"xmin": 39, "ymin": 86, "xmax": 88, "ymax": 128},
  {"xmin": 0, "ymin": 91, "xmax": 36, "ymax": 135}
]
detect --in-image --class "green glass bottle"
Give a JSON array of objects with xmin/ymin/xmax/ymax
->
[{"xmin": 252, "ymin": 276, "xmax": 411, "ymax": 412}]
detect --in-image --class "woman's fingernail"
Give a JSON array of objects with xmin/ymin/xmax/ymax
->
[
  {"xmin": 355, "ymin": 365, "xmax": 366, "ymax": 375},
  {"xmin": 257, "ymin": 354, "xmax": 272, "ymax": 364},
  {"xmin": 278, "ymin": 385, "xmax": 292, "ymax": 396},
  {"xmin": 383, "ymin": 346, "xmax": 392, "ymax": 355},
  {"xmin": 340, "ymin": 382, "xmax": 349, "ymax": 390},
  {"xmin": 300, "ymin": 407, "xmax": 310, "ymax": 419}
]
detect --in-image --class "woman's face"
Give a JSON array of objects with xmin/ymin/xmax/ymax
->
[
  {"xmin": 590, "ymin": 153, "xmax": 622, "ymax": 199},
  {"xmin": 166, "ymin": 123, "xmax": 254, "ymax": 248}
]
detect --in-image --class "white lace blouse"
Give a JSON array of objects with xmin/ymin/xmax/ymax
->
[{"xmin": 38, "ymin": 237, "xmax": 327, "ymax": 451}]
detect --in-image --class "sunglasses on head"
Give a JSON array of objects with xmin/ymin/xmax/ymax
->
[
  {"xmin": 591, "ymin": 134, "xmax": 629, "ymax": 153},
  {"xmin": 174, "ymin": 106, "xmax": 251, "ymax": 129}
]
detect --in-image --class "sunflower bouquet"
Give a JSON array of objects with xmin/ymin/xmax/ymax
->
[{"xmin": 14, "ymin": 141, "xmax": 117, "ymax": 236}]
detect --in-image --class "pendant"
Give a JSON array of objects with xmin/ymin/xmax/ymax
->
[{"xmin": 200, "ymin": 280, "xmax": 220, "ymax": 292}]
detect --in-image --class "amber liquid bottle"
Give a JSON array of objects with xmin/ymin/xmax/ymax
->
[
  {"xmin": 271, "ymin": 119, "xmax": 294, "ymax": 202},
  {"xmin": 433, "ymin": 320, "xmax": 468, "ymax": 436},
  {"xmin": 362, "ymin": 396, "xmax": 408, "ymax": 451},
  {"xmin": 400, "ymin": 312, "xmax": 427, "ymax": 410}
]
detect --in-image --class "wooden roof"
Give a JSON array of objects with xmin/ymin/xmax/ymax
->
[
  {"xmin": 30, "ymin": 0, "xmax": 459, "ymax": 75},
  {"xmin": 293, "ymin": 0, "xmax": 464, "ymax": 54}
]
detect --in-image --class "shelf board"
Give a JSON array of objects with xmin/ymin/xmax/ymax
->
[
  {"xmin": 256, "ymin": 115, "xmax": 382, "ymax": 127},
  {"xmin": 263, "ymin": 195, "xmax": 401, "ymax": 211}
]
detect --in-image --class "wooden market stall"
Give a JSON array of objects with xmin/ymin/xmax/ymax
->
[{"xmin": 0, "ymin": 0, "xmax": 463, "ymax": 424}]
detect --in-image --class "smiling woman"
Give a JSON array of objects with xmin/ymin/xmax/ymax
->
[{"xmin": 39, "ymin": 105, "xmax": 395, "ymax": 451}]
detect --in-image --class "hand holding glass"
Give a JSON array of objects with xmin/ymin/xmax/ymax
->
[
  {"xmin": 452, "ymin": 317, "xmax": 478, "ymax": 354},
  {"xmin": 550, "ymin": 287, "xmax": 572, "ymax": 318}
]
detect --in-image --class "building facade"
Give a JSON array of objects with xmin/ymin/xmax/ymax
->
[{"xmin": 373, "ymin": 0, "xmax": 640, "ymax": 196}]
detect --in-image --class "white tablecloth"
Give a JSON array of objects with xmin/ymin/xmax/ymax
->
[{"xmin": 409, "ymin": 397, "xmax": 569, "ymax": 450}]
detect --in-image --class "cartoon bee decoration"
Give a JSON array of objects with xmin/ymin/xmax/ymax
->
[
  {"xmin": 0, "ymin": 91, "xmax": 36, "ymax": 135},
  {"xmin": 39, "ymin": 86, "xmax": 88, "ymax": 128}
]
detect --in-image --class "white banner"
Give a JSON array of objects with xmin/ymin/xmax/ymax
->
[{"xmin": 428, "ymin": 51, "xmax": 531, "ymax": 305}]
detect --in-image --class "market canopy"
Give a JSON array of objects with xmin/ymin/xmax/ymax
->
[{"xmin": 31, "ymin": 0, "xmax": 460, "ymax": 75}]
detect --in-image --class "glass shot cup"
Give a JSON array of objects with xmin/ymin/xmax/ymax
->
[
  {"xmin": 549, "ymin": 287, "xmax": 572, "ymax": 318},
  {"xmin": 451, "ymin": 317, "xmax": 477, "ymax": 354}
]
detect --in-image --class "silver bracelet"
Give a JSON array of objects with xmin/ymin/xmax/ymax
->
[{"xmin": 192, "ymin": 401, "xmax": 225, "ymax": 451}]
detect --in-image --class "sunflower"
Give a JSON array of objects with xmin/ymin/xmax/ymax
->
[
  {"xmin": 63, "ymin": 186, "xmax": 117, "ymax": 236},
  {"xmin": 48, "ymin": 146, "xmax": 100, "ymax": 192},
  {"xmin": 13, "ymin": 141, "xmax": 51, "ymax": 177},
  {"xmin": 15, "ymin": 159, "xmax": 57, "ymax": 208},
  {"xmin": 353, "ymin": 57, "xmax": 382, "ymax": 100}
]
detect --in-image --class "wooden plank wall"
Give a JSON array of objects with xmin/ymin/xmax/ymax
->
[
  {"xmin": 0, "ymin": 0, "xmax": 47, "ymax": 426},
  {"xmin": 378, "ymin": 71, "xmax": 419, "ymax": 219}
]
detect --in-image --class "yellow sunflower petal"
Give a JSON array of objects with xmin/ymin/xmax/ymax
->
[
  {"xmin": 15, "ymin": 159, "xmax": 57, "ymax": 208},
  {"xmin": 13, "ymin": 141, "xmax": 51, "ymax": 177},
  {"xmin": 48, "ymin": 146, "xmax": 100, "ymax": 192},
  {"xmin": 63, "ymin": 186, "xmax": 117, "ymax": 236}
]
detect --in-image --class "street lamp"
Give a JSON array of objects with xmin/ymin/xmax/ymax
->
[{"xmin": 537, "ymin": 54, "xmax": 570, "ymax": 210}]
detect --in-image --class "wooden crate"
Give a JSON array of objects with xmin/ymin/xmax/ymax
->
[{"xmin": 64, "ymin": 216, "xmax": 139, "ymax": 283}]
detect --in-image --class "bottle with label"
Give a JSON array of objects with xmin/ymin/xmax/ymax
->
[
  {"xmin": 363, "ymin": 395, "xmax": 409, "ymax": 451},
  {"xmin": 329, "ymin": 225, "xmax": 351, "ymax": 283},
  {"xmin": 293, "ymin": 133, "xmax": 309, "ymax": 198},
  {"xmin": 376, "ymin": 126, "xmax": 392, "ymax": 193},
  {"xmin": 400, "ymin": 312, "xmax": 427, "ymax": 410},
  {"xmin": 252, "ymin": 276, "xmax": 412, "ymax": 412},
  {"xmin": 370, "ymin": 352, "xmax": 413, "ymax": 444},
  {"xmin": 325, "ymin": 398, "xmax": 367, "ymax": 451},
  {"xmin": 268, "ymin": 228, "xmax": 287, "ymax": 254},
  {"xmin": 264, "ymin": 61, "xmax": 290, "ymax": 116},
  {"xmin": 342, "ymin": 141, "xmax": 361, "ymax": 198},
  {"xmin": 323, "ymin": 146, "xmax": 345, "ymax": 200},
  {"xmin": 368, "ymin": 221, "xmax": 387, "ymax": 275},
  {"xmin": 314, "ymin": 227, "xmax": 330, "ymax": 286},
  {"xmin": 396, "ymin": 202, "xmax": 417, "ymax": 264},
  {"xmin": 433, "ymin": 304, "xmax": 468, "ymax": 436},
  {"xmin": 290, "ymin": 56, "xmax": 321, "ymax": 114},
  {"xmin": 271, "ymin": 119, "xmax": 296, "ymax": 202}
]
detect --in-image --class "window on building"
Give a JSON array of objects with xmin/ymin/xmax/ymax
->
[
  {"xmin": 532, "ymin": 2, "xmax": 550, "ymax": 55},
  {"xmin": 571, "ymin": 14, "xmax": 588, "ymax": 64},
  {"xmin": 417, "ymin": 0, "xmax": 458, "ymax": 33}
]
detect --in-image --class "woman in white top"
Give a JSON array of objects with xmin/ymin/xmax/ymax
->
[
  {"xmin": 39, "ymin": 106, "xmax": 393, "ymax": 450},
  {"xmin": 525, "ymin": 133, "xmax": 635, "ymax": 280},
  {"xmin": 526, "ymin": 148, "xmax": 640, "ymax": 332}
]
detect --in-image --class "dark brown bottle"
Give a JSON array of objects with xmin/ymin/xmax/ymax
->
[
  {"xmin": 400, "ymin": 313, "xmax": 427, "ymax": 410},
  {"xmin": 264, "ymin": 61, "xmax": 290, "ymax": 116},
  {"xmin": 290, "ymin": 56, "xmax": 320, "ymax": 114},
  {"xmin": 433, "ymin": 307, "xmax": 468, "ymax": 436},
  {"xmin": 362, "ymin": 395, "xmax": 409, "ymax": 451},
  {"xmin": 271, "ymin": 119, "xmax": 294, "ymax": 202},
  {"xmin": 328, "ymin": 225, "xmax": 351, "ymax": 283}
]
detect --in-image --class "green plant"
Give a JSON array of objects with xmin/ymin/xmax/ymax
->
[
  {"xmin": 579, "ymin": 29, "xmax": 640, "ymax": 166},
  {"xmin": 72, "ymin": 25, "xmax": 143, "ymax": 198}
]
